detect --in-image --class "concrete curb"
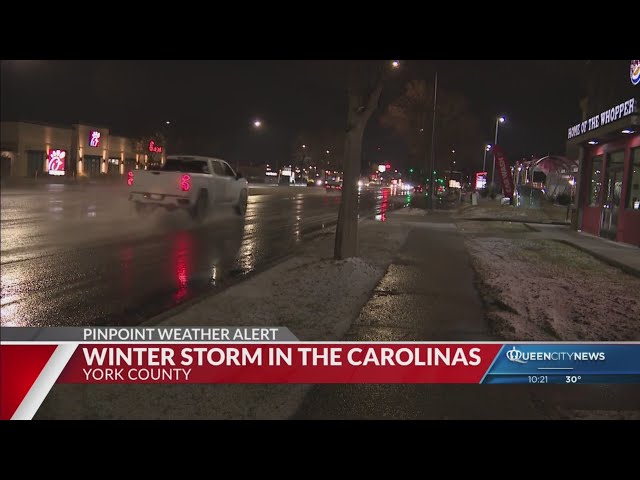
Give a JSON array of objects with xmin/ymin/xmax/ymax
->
[
  {"xmin": 553, "ymin": 239, "xmax": 640, "ymax": 279},
  {"xmin": 455, "ymin": 217, "xmax": 570, "ymax": 226}
]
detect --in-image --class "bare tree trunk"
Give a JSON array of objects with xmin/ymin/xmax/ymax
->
[
  {"xmin": 334, "ymin": 124, "xmax": 365, "ymax": 259},
  {"xmin": 334, "ymin": 64, "xmax": 384, "ymax": 260}
]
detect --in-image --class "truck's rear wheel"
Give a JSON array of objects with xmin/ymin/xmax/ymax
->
[
  {"xmin": 190, "ymin": 190, "xmax": 208, "ymax": 222},
  {"xmin": 234, "ymin": 189, "xmax": 248, "ymax": 216},
  {"xmin": 134, "ymin": 202, "xmax": 149, "ymax": 215}
]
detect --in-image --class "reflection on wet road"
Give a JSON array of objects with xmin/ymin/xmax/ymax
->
[{"xmin": 1, "ymin": 184, "xmax": 408, "ymax": 327}]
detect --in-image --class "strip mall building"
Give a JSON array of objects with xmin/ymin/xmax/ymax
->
[
  {"xmin": 568, "ymin": 97, "xmax": 639, "ymax": 246},
  {"xmin": 0, "ymin": 121, "xmax": 165, "ymax": 179}
]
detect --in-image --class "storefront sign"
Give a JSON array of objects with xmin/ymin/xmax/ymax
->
[
  {"xmin": 493, "ymin": 145, "xmax": 515, "ymax": 200},
  {"xmin": 148, "ymin": 141, "xmax": 163, "ymax": 153},
  {"xmin": 631, "ymin": 60, "xmax": 640, "ymax": 86},
  {"xmin": 475, "ymin": 171, "xmax": 487, "ymax": 190},
  {"xmin": 48, "ymin": 149, "xmax": 66, "ymax": 176},
  {"xmin": 89, "ymin": 130, "xmax": 101, "ymax": 147},
  {"xmin": 567, "ymin": 98, "xmax": 637, "ymax": 139}
]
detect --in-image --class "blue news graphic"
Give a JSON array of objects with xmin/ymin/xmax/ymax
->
[{"xmin": 482, "ymin": 344, "xmax": 640, "ymax": 384}]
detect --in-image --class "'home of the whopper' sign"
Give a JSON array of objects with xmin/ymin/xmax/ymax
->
[{"xmin": 568, "ymin": 98, "xmax": 636, "ymax": 140}]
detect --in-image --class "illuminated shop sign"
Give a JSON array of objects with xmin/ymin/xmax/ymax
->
[
  {"xmin": 567, "ymin": 98, "xmax": 636, "ymax": 139},
  {"xmin": 148, "ymin": 141, "xmax": 163, "ymax": 153},
  {"xmin": 48, "ymin": 149, "xmax": 66, "ymax": 176},
  {"xmin": 631, "ymin": 60, "xmax": 640, "ymax": 86},
  {"xmin": 109, "ymin": 158, "xmax": 120, "ymax": 165},
  {"xmin": 89, "ymin": 130, "xmax": 101, "ymax": 147},
  {"xmin": 475, "ymin": 172, "xmax": 487, "ymax": 190}
]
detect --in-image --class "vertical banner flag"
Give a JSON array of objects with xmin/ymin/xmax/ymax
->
[{"xmin": 493, "ymin": 145, "xmax": 515, "ymax": 200}]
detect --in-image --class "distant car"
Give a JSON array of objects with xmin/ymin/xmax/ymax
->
[
  {"xmin": 413, "ymin": 184, "xmax": 424, "ymax": 193},
  {"xmin": 325, "ymin": 179, "xmax": 343, "ymax": 192}
]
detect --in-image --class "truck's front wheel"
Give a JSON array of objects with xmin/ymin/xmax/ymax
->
[{"xmin": 234, "ymin": 189, "xmax": 248, "ymax": 216}]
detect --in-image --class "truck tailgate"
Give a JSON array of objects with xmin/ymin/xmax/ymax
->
[{"xmin": 132, "ymin": 170, "xmax": 186, "ymax": 196}]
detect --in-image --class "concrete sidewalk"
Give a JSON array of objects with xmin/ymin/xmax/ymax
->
[
  {"xmin": 343, "ymin": 211, "xmax": 492, "ymax": 342},
  {"xmin": 523, "ymin": 224, "xmax": 640, "ymax": 277}
]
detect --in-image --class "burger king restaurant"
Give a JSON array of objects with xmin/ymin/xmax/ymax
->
[
  {"xmin": 0, "ymin": 121, "xmax": 165, "ymax": 179},
  {"xmin": 567, "ymin": 97, "xmax": 640, "ymax": 246}
]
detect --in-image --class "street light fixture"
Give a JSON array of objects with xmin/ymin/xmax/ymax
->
[
  {"xmin": 491, "ymin": 116, "xmax": 506, "ymax": 184},
  {"xmin": 165, "ymin": 121, "xmax": 171, "ymax": 125},
  {"xmin": 482, "ymin": 144, "xmax": 492, "ymax": 172},
  {"xmin": 253, "ymin": 120, "xmax": 262, "ymax": 128},
  {"xmin": 302, "ymin": 144, "xmax": 306, "ymax": 149}
]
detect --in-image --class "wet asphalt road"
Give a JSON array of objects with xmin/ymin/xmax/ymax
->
[{"xmin": 1, "ymin": 183, "xmax": 407, "ymax": 327}]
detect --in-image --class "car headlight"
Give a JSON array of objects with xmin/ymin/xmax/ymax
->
[
  {"xmin": 316, "ymin": 179, "xmax": 323, "ymax": 186},
  {"xmin": 357, "ymin": 180, "xmax": 364, "ymax": 187}
]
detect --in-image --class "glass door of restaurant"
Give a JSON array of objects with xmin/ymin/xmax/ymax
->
[{"xmin": 600, "ymin": 151, "xmax": 625, "ymax": 240}]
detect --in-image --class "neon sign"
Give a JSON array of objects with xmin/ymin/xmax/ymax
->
[
  {"xmin": 89, "ymin": 130, "xmax": 101, "ymax": 147},
  {"xmin": 48, "ymin": 149, "xmax": 66, "ymax": 176},
  {"xmin": 149, "ymin": 141, "xmax": 163, "ymax": 153}
]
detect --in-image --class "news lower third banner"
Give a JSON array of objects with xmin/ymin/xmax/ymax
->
[{"xmin": 1, "ymin": 327, "xmax": 639, "ymax": 420}]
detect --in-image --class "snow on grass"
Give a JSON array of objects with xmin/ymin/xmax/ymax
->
[
  {"xmin": 466, "ymin": 237, "xmax": 640, "ymax": 341},
  {"xmin": 456, "ymin": 201, "xmax": 569, "ymax": 224},
  {"xmin": 161, "ymin": 253, "xmax": 386, "ymax": 340}
]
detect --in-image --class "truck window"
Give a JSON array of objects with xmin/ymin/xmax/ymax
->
[
  {"xmin": 221, "ymin": 162, "xmax": 236, "ymax": 177},
  {"xmin": 211, "ymin": 161, "xmax": 226, "ymax": 176},
  {"xmin": 161, "ymin": 159, "xmax": 209, "ymax": 173}
]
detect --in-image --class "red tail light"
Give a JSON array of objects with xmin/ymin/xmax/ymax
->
[
  {"xmin": 181, "ymin": 174, "xmax": 191, "ymax": 192},
  {"xmin": 127, "ymin": 171, "xmax": 134, "ymax": 186}
]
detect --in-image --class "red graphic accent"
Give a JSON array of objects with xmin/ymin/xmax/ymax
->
[
  {"xmin": 0, "ymin": 345, "xmax": 57, "ymax": 420},
  {"xmin": 148, "ymin": 141, "xmax": 163, "ymax": 153},
  {"xmin": 57, "ymin": 343, "xmax": 502, "ymax": 384},
  {"xmin": 493, "ymin": 145, "xmax": 515, "ymax": 200},
  {"xmin": 127, "ymin": 171, "xmax": 134, "ymax": 186}
]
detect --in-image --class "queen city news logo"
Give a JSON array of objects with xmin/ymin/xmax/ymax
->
[
  {"xmin": 631, "ymin": 60, "xmax": 640, "ymax": 86},
  {"xmin": 506, "ymin": 346, "xmax": 606, "ymax": 364}
]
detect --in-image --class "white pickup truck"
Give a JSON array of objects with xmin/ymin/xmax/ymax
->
[{"xmin": 127, "ymin": 155, "xmax": 249, "ymax": 220}]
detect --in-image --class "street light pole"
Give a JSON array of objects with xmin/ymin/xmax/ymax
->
[
  {"xmin": 428, "ymin": 72, "xmax": 438, "ymax": 210},
  {"xmin": 482, "ymin": 144, "xmax": 491, "ymax": 173},
  {"xmin": 491, "ymin": 117, "xmax": 505, "ymax": 184}
]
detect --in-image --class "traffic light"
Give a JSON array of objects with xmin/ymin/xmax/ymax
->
[
  {"xmin": 409, "ymin": 168, "xmax": 414, "ymax": 173},
  {"xmin": 433, "ymin": 170, "xmax": 437, "ymax": 175}
]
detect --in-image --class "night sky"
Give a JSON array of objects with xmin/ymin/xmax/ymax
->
[{"xmin": 1, "ymin": 60, "xmax": 596, "ymax": 172}]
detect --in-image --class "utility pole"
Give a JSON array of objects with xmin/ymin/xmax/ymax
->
[{"xmin": 428, "ymin": 72, "xmax": 438, "ymax": 210}]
